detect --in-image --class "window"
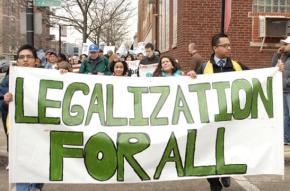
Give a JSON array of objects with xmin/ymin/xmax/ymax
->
[
  {"xmin": 172, "ymin": 0, "xmax": 178, "ymax": 47},
  {"xmin": 253, "ymin": 0, "xmax": 290, "ymax": 12},
  {"xmin": 165, "ymin": 1, "xmax": 170, "ymax": 50},
  {"xmin": 159, "ymin": 0, "xmax": 170, "ymax": 51}
]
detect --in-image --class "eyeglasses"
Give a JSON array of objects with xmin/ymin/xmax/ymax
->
[
  {"xmin": 18, "ymin": 55, "xmax": 35, "ymax": 60},
  {"xmin": 217, "ymin": 44, "xmax": 231, "ymax": 48}
]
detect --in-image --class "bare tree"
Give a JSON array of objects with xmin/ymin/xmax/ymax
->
[
  {"xmin": 101, "ymin": 17, "xmax": 130, "ymax": 47},
  {"xmin": 51, "ymin": 0, "xmax": 95, "ymax": 43},
  {"xmin": 89, "ymin": 0, "xmax": 132, "ymax": 45},
  {"xmin": 51, "ymin": 0, "xmax": 133, "ymax": 44}
]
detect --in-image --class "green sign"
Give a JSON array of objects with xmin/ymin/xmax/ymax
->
[{"xmin": 34, "ymin": 0, "xmax": 61, "ymax": 7}]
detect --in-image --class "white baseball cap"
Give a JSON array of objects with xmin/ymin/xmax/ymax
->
[{"xmin": 280, "ymin": 36, "xmax": 290, "ymax": 44}]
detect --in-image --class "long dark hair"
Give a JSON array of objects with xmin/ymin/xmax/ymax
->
[
  {"xmin": 153, "ymin": 55, "xmax": 181, "ymax": 77},
  {"xmin": 110, "ymin": 60, "xmax": 129, "ymax": 76}
]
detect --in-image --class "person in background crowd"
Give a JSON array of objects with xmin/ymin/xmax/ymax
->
[
  {"xmin": 68, "ymin": 57, "xmax": 74, "ymax": 65},
  {"xmin": 45, "ymin": 51, "xmax": 58, "ymax": 69},
  {"xmin": 108, "ymin": 51, "xmax": 119, "ymax": 65},
  {"xmin": 153, "ymin": 55, "xmax": 183, "ymax": 77},
  {"xmin": 58, "ymin": 53, "xmax": 68, "ymax": 62},
  {"xmin": 79, "ymin": 44, "xmax": 111, "ymax": 75},
  {"xmin": 105, "ymin": 50, "xmax": 112, "ymax": 59},
  {"xmin": 98, "ymin": 49, "xmax": 104, "ymax": 57},
  {"xmin": 272, "ymin": 36, "xmax": 290, "ymax": 145},
  {"xmin": 79, "ymin": 54, "xmax": 88, "ymax": 63},
  {"xmin": 36, "ymin": 49, "xmax": 46, "ymax": 68},
  {"xmin": 136, "ymin": 53, "xmax": 144, "ymax": 61},
  {"xmin": 56, "ymin": 61, "xmax": 73, "ymax": 72},
  {"xmin": 110, "ymin": 60, "xmax": 129, "ymax": 76},
  {"xmin": 140, "ymin": 43, "xmax": 160, "ymax": 65},
  {"xmin": 126, "ymin": 54, "xmax": 134, "ymax": 61},
  {"xmin": 120, "ymin": 55, "xmax": 126, "ymax": 61},
  {"xmin": 44, "ymin": 50, "xmax": 51, "ymax": 65},
  {"xmin": 0, "ymin": 69, "xmax": 9, "ymax": 153},
  {"xmin": 154, "ymin": 49, "xmax": 161, "ymax": 57},
  {"xmin": 3, "ymin": 44, "xmax": 44, "ymax": 191},
  {"xmin": 71, "ymin": 56, "xmax": 81, "ymax": 73},
  {"xmin": 188, "ymin": 42, "xmax": 203, "ymax": 71}
]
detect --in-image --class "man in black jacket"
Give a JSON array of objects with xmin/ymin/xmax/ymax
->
[
  {"xmin": 197, "ymin": 33, "xmax": 248, "ymax": 191},
  {"xmin": 140, "ymin": 43, "xmax": 160, "ymax": 65}
]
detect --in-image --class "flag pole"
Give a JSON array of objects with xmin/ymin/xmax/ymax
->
[{"xmin": 221, "ymin": 0, "xmax": 225, "ymax": 34}]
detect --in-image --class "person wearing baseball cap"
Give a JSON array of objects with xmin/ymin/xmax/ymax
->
[
  {"xmin": 79, "ymin": 44, "xmax": 111, "ymax": 75},
  {"xmin": 272, "ymin": 36, "xmax": 289, "ymax": 145}
]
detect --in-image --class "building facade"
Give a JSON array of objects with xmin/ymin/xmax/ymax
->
[
  {"xmin": 138, "ymin": 0, "xmax": 290, "ymax": 71},
  {"xmin": 0, "ymin": 0, "xmax": 51, "ymax": 59}
]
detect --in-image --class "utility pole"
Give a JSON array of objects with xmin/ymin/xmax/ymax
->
[
  {"xmin": 221, "ymin": 0, "xmax": 225, "ymax": 34},
  {"xmin": 26, "ymin": 0, "xmax": 34, "ymax": 47}
]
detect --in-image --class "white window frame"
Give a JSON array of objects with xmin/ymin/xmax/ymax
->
[{"xmin": 253, "ymin": 0, "xmax": 290, "ymax": 12}]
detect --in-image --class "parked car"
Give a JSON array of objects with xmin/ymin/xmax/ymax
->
[{"xmin": 0, "ymin": 61, "xmax": 9, "ymax": 73}]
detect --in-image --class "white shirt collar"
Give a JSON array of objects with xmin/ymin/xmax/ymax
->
[{"xmin": 214, "ymin": 55, "xmax": 227, "ymax": 66}]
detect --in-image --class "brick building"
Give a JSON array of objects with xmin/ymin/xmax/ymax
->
[
  {"xmin": 0, "ymin": 0, "xmax": 51, "ymax": 59},
  {"xmin": 137, "ymin": 0, "xmax": 290, "ymax": 71}
]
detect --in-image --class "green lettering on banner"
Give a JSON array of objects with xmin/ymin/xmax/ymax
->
[
  {"xmin": 117, "ymin": 133, "xmax": 150, "ymax": 181},
  {"xmin": 172, "ymin": 85, "xmax": 194, "ymax": 125},
  {"xmin": 15, "ymin": 77, "xmax": 38, "ymax": 123},
  {"xmin": 128, "ymin": 87, "xmax": 149, "ymax": 126},
  {"xmin": 50, "ymin": 131, "xmax": 83, "ymax": 181},
  {"xmin": 149, "ymin": 86, "xmax": 170, "ymax": 126},
  {"xmin": 85, "ymin": 84, "xmax": 105, "ymax": 126},
  {"xmin": 188, "ymin": 83, "xmax": 211, "ymax": 123},
  {"xmin": 84, "ymin": 132, "xmax": 117, "ymax": 181},
  {"xmin": 106, "ymin": 84, "xmax": 128, "ymax": 126},
  {"xmin": 62, "ymin": 82, "xmax": 89, "ymax": 126},
  {"xmin": 216, "ymin": 128, "xmax": 247, "ymax": 174},
  {"xmin": 185, "ymin": 129, "xmax": 216, "ymax": 176},
  {"xmin": 154, "ymin": 132, "xmax": 184, "ymax": 179},
  {"xmin": 251, "ymin": 77, "xmax": 273, "ymax": 118},
  {"xmin": 38, "ymin": 80, "xmax": 63, "ymax": 124},
  {"xmin": 212, "ymin": 81, "xmax": 232, "ymax": 122},
  {"xmin": 232, "ymin": 79, "xmax": 252, "ymax": 120}
]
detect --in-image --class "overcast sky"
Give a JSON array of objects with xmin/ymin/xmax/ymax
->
[{"xmin": 54, "ymin": 0, "xmax": 138, "ymax": 45}]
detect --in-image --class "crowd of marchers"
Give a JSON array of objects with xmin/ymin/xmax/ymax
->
[{"xmin": 0, "ymin": 32, "xmax": 286, "ymax": 191}]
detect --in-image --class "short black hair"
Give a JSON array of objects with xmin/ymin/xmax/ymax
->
[
  {"xmin": 58, "ymin": 53, "xmax": 68, "ymax": 62},
  {"xmin": 17, "ymin": 44, "xmax": 37, "ymax": 60},
  {"xmin": 126, "ymin": 54, "xmax": 134, "ymax": 61},
  {"xmin": 211, "ymin": 33, "xmax": 229, "ymax": 47},
  {"xmin": 145, "ymin": 43, "xmax": 154, "ymax": 50},
  {"xmin": 49, "ymin": 52, "xmax": 57, "ymax": 56}
]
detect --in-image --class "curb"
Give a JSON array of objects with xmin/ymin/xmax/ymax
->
[{"xmin": 284, "ymin": 145, "xmax": 290, "ymax": 162}]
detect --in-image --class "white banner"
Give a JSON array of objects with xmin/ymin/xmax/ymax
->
[
  {"xmin": 127, "ymin": 60, "xmax": 140, "ymax": 77},
  {"xmin": 9, "ymin": 66, "xmax": 284, "ymax": 183},
  {"xmin": 81, "ymin": 43, "xmax": 89, "ymax": 55},
  {"xmin": 139, "ymin": 63, "xmax": 158, "ymax": 77}
]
